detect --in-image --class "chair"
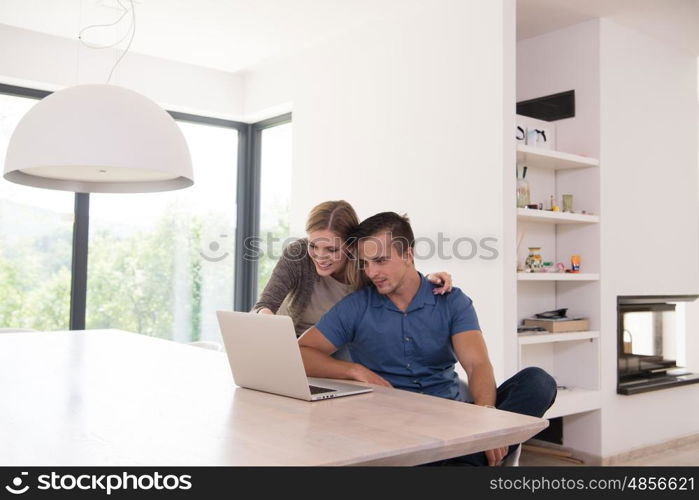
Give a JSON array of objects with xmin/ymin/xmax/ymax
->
[
  {"xmin": 188, "ymin": 340, "xmax": 223, "ymax": 352},
  {"xmin": 502, "ymin": 444, "xmax": 522, "ymax": 466}
]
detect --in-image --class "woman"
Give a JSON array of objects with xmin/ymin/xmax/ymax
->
[{"xmin": 253, "ymin": 200, "xmax": 452, "ymax": 336}]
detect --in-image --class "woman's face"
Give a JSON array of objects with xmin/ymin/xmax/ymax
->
[{"xmin": 307, "ymin": 229, "xmax": 347, "ymax": 278}]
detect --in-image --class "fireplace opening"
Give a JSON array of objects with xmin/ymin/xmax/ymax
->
[{"xmin": 617, "ymin": 295, "xmax": 699, "ymax": 395}]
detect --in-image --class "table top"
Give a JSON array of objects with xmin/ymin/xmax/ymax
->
[{"xmin": 0, "ymin": 330, "xmax": 547, "ymax": 466}]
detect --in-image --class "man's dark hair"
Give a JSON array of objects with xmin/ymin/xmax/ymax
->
[{"xmin": 351, "ymin": 212, "xmax": 414, "ymax": 256}]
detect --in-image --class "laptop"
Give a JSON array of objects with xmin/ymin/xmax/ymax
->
[{"xmin": 216, "ymin": 311, "xmax": 373, "ymax": 401}]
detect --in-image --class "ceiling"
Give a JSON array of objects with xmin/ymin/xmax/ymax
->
[
  {"xmin": 0, "ymin": 0, "xmax": 696, "ymax": 75},
  {"xmin": 0, "ymin": 0, "xmax": 421, "ymax": 73},
  {"xmin": 517, "ymin": 0, "xmax": 699, "ymax": 56}
]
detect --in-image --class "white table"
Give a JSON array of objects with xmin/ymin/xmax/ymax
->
[{"xmin": 0, "ymin": 330, "xmax": 547, "ymax": 465}]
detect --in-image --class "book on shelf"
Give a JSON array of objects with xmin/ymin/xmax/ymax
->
[{"xmin": 522, "ymin": 318, "xmax": 589, "ymax": 333}]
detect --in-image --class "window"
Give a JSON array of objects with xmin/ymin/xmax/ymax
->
[
  {"xmin": 86, "ymin": 119, "xmax": 239, "ymax": 342},
  {"xmin": 0, "ymin": 92, "xmax": 73, "ymax": 330},
  {"xmin": 1, "ymin": 84, "xmax": 287, "ymax": 339},
  {"xmin": 256, "ymin": 119, "xmax": 292, "ymax": 295}
]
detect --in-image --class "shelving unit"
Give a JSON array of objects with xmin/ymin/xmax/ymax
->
[
  {"xmin": 517, "ymin": 273, "xmax": 599, "ymax": 281},
  {"xmin": 544, "ymin": 388, "xmax": 602, "ymax": 420},
  {"xmin": 518, "ymin": 330, "xmax": 600, "ymax": 345},
  {"xmin": 516, "ymin": 145, "xmax": 599, "ymax": 170},
  {"xmin": 515, "ymin": 138, "xmax": 601, "ymax": 426},
  {"xmin": 517, "ymin": 208, "xmax": 598, "ymax": 224}
]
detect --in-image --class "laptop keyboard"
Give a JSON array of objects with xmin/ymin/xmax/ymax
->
[{"xmin": 309, "ymin": 385, "xmax": 336, "ymax": 395}]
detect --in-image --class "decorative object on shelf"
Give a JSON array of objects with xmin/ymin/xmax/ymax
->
[
  {"xmin": 525, "ymin": 247, "xmax": 543, "ymax": 272},
  {"xmin": 526, "ymin": 126, "xmax": 552, "ymax": 149},
  {"xmin": 516, "ymin": 124, "xmax": 527, "ymax": 144},
  {"xmin": 542, "ymin": 261, "xmax": 553, "ymax": 272},
  {"xmin": 562, "ymin": 194, "xmax": 574, "ymax": 212},
  {"xmin": 549, "ymin": 195, "xmax": 560, "ymax": 211},
  {"xmin": 570, "ymin": 255, "xmax": 581, "ymax": 273},
  {"xmin": 534, "ymin": 308, "xmax": 568, "ymax": 319},
  {"xmin": 523, "ymin": 307, "xmax": 589, "ymax": 332},
  {"xmin": 515, "ymin": 114, "xmax": 557, "ymax": 149},
  {"xmin": 527, "ymin": 128, "xmax": 548, "ymax": 148},
  {"xmin": 556, "ymin": 262, "xmax": 566, "ymax": 273},
  {"xmin": 516, "ymin": 166, "xmax": 530, "ymax": 208}
]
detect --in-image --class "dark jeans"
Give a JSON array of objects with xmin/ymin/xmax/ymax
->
[{"xmin": 429, "ymin": 366, "xmax": 557, "ymax": 466}]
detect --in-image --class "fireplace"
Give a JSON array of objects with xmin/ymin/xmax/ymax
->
[{"xmin": 617, "ymin": 295, "xmax": 699, "ymax": 395}]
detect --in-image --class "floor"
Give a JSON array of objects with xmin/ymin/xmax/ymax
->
[{"xmin": 519, "ymin": 440, "xmax": 699, "ymax": 466}]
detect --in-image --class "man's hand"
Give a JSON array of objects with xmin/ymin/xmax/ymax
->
[
  {"xmin": 348, "ymin": 364, "xmax": 393, "ymax": 387},
  {"xmin": 299, "ymin": 327, "xmax": 393, "ymax": 386},
  {"xmin": 485, "ymin": 446, "xmax": 509, "ymax": 466}
]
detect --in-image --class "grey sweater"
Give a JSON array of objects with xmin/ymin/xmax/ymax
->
[{"xmin": 253, "ymin": 238, "xmax": 322, "ymax": 335}]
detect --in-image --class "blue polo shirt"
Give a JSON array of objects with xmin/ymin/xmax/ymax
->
[{"xmin": 316, "ymin": 273, "xmax": 481, "ymax": 400}]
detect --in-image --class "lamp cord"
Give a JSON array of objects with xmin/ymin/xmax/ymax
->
[{"xmin": 77, "ymin": 0, "xmax": 136, "ymax": 84}]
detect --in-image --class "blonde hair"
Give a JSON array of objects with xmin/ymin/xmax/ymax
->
[
  {"xmin": 305, "ymin": 200, "xmax": 359, "ymax": 236},
  {"xmin": 305, "ymin": 200, "xmax": 365, "ymax": 289}
]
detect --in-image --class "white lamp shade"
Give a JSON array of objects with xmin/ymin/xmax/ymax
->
[{"xmin": 3, "ymin": 84, "xmax": 193, "ymax": 193}]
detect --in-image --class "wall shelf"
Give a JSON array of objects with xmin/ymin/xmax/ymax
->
[
  {"xmin": 517, "ymin": 208, "xmax": 599, "ymax": 224},
  {"xmin": 517, "ymin": 144, "xmax": 599, "ymax": 170},
  {"xmin": 544, "ymin": 388, "xmax": 602, "ymax": 419},
  {"xmin": 518, "ymin": 331, "xmax": 600, "ymax": 345},
  {"xmin": 517, "ymin": 273, "xmax": 599, "ymax": 281}
]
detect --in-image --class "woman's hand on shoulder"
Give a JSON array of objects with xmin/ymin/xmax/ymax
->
[
  {"xmin": 256, "ymin": 307, "xmax": 274, "ymax": 315},
  {"xmin": 426, "ymin": 272, "xmax": 453, "ymax": 295}
]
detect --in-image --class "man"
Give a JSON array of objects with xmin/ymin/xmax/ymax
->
[{"xmin": 299, "ymin": 212, "xmax": 556, "ymax": 466}]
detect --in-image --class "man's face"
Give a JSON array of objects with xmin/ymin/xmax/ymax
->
[{"xmin": 357, "ymin": 231, "xmax": 413, "ymax": 295}]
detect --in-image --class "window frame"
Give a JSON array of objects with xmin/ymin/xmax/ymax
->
[
  {"xmin": 0, "ymin": 83, "xmax": 286, "ymax": 331},
  {"xmin": 246, "ymin": 113, "xmax": 292, "ymax": 306}
]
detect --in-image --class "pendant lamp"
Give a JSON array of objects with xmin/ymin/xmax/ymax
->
[{"xmin": 3, "ymin": 83, "xmax": 193, "ymax": 193}]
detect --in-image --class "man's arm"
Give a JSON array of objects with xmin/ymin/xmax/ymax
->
[
  {"xmin": 451, "ymin": 330, "xmax": 496, "ymax": 406},
  {"xmin": 452, "ymin": 330, "xmax": 506, "ymax": 466},
  {"xmin": 298, "ymin": 327, "xmax": 392, "ymax": 387}
]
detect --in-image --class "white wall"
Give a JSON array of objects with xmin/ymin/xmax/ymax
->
[
  {"xmin": 518, "ymin": 20, "xmax": 600, "ymax": 159},
  {"xmin": 244, "ymin": 0, "xmax": 517, "ymax": 381},
  {"xmin": 1, "ymin": 3, "xmax": 517, "ymax": 380},
  {"xmin": 0, "ymin": 23, "xmax": 244, "ymax": 119},
  {"xmin": 599, "ymin": 18, "xmax": 699, "ymax": 458}
]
